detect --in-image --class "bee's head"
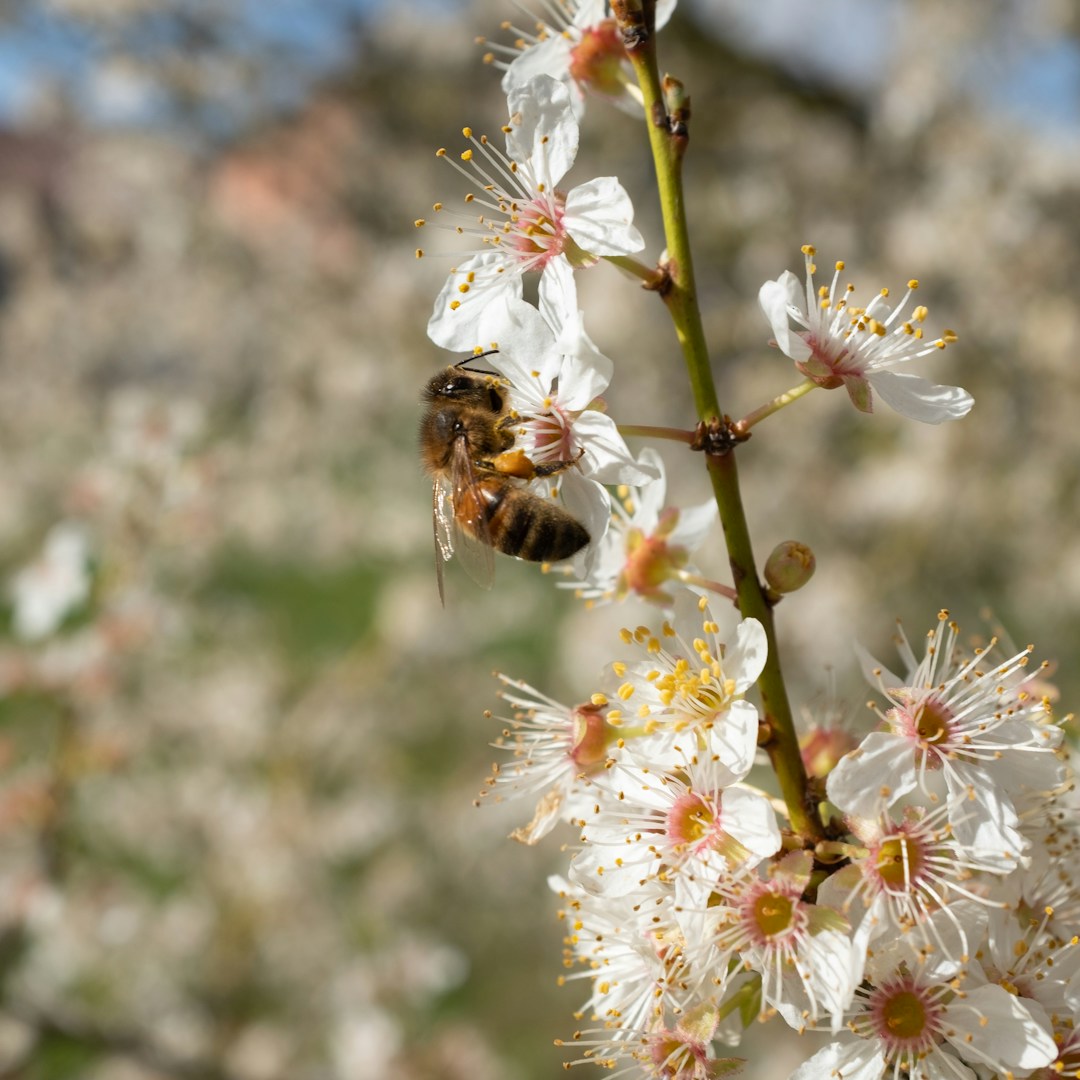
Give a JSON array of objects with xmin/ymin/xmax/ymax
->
[{"xmin": 424, "ymin": 366, "xmax": 504, "ymax": 413}]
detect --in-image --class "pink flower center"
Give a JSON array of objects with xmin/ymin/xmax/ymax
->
[
  {"xmin": 527, "ymin": 402, "xmax": 576, "ymax": 462},
  {"xmin": 867, "ymin": 830, "xmax": 928, "ymax": 894},
  {"xmin": 568, "ymin": 20, "xmax": 625, "ymax": 97},
  {"xmin": 740, "ymin": 880, "xmax": 806, "ymax": 947},
  {"xmin": 509, "ymin": 195, "xmax": 567, "ymax": 265},
  {"xmin": 665, "ymin": 792, "xmax": 721, "ymax": 853},
  {"xmin": 893, "ymin": 692, "xmax": 955, "ymax": 757},
  {"xmin": 862, "ymin": 972, "xmax": 944, "ymax": 1059}
]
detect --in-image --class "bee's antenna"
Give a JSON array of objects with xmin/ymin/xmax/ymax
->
[{"xmin": 456, "ymin": 349, "xmax": 499, "ymax": 376}]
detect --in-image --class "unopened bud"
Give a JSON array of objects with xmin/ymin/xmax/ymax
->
[
  {"xmin": 764, "ymin": 540, "xmax": 815, "ymax": 594},
  {"xmin": 661, "ymin": 75, "xmax": 690, "ymax": 136},
  {"xmin": 569, "ymin": 703, "xmax": 618, "ymax": 770},
  {"xmin": 609, "ymin": 0, "xmax": 650, "ymax": 50}
]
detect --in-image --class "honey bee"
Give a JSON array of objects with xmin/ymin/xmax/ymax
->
[{"xmin": 420, "ymin": 357, "xmax": 590, "ymax": 604}]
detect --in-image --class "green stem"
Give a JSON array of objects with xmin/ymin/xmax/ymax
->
[
  {"xmin": 617, "ymin": 2, "xmax": 822, "ymax": 842},
  {"xmin": 604, "ymin": 253, "xmax": 666, "ymax": 287},
  {"xmin": 736, "ymin": 378, "xmax": 819, "ymax": 433},
  {"xmin": 675, "ymin": 570, "xmax": 738, "ymax": 603},
  {"xmin": 617, "ymin": 423, "xmax": 695, "ymax": 444}
]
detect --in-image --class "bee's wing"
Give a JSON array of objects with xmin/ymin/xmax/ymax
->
[
  {"xmin": 432, "ymin": 478, "xmax": 455, "ymax": 607},
  {"xmin": 448, "ymin": 438, "xmax": 496, "ymax": 592}
]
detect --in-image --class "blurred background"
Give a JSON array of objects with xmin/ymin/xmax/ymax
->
[{"xmin": 0, "ymin": 0, "xmax": 1077, "ymax": 1077}]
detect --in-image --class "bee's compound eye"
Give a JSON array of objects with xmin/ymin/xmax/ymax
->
[{"xmin": 487, "ymin": 387, "xmax": 503, "ymax": 412}]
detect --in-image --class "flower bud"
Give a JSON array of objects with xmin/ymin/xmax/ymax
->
[
  {"xmin": 764, "ymin": 540, "xmax": 815, "ymax": 594},
  {"xmin": 569, "ymin": 702, "xmax": 618, "ymax": 770},
  {"xmin": 800, "ymin": 723, "xmax": 858, "ymax": 779}
]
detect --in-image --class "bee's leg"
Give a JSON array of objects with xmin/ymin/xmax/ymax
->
[
  {"xmin": 487, "ymin": 446, "xmax": 585, "ymax": 480},
  {"xmin": 486, "ymin": 449, "xmax": 537, "ymax": 479},
  {"xmin": 532, "ymin": 447, "xmax": 586, "ymax": 478}
]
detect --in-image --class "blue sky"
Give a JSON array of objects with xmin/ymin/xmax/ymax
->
[{"xmin": 0, "ymin": 0, "xmax": 1076, "ymax": 140}]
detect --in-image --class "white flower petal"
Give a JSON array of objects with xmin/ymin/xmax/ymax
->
[
  {"xmin": 668, "ymin": 498, "xmax": 717, "ymax": 552},
  {"xmin": 481, "ymin": 297, "xmax": 561, "ymax": 387},
  {"xmin": 711, "ymin": 699, "xmax": 759, "ymax": 780},
  {"xmin": 563, "ymin": 176, "xmax": 645, "ymax": 256},
  {"xmin": 572, "ymin": 411, "xmax": 657, "ymax": 485},
  {"xmin": 826, "ymin": 732, "xmax": 917, "ymax": 819},
  {"xmin": 501, "ymin": 38, "xmax": 580, "ymax": 117},
  {"xmin": 758, "ymin": 271, "xmax": 811, "ymax": 362},
  {"xmin": 559, "ymin": 471, "xmax": 611, "ymax": 556},
  {"xmin": 505, "ymin": 74, "xmax": 577, "ymax": 186},
  {"xmin": 720, "ymin": 786, "xmax": 781, "ymax": 860},
  {"xmin": 943, "ymin": 984, "xmax": 1057, "ymax": 1070},
  {"xmin": 724, "ymin": 616, "xmax": 768, "ymax": 691},
  {"xmin": 537, "ymin": 258, "xmax": 581, "ymax": 344},
  {"xmin": 427, "ymin": 252, "xmax": 524, "ymax": 352},
  {"xmin": 944, "ymin": 763, "xmax": 1027, "ymax": 867},
  {"xmin": 789, "ymin": 1040, "xmax": 884, "ymax": 1080},
  {"xmin": 866, "ymin": 369, "xmax": 974, "ymax": 423}
]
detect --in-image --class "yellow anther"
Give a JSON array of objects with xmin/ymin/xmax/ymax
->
[
  {"xmin": 618, "ymin": 683, "xmax": 635, "ymax": 701},
  {"xmin": 801, "ymin": 244, "xmax": 817, "ymax": 256},
  {"xmin": 449, "ymin": 300, "xmax": 461, "ymax": 310},
  {"xmin": 415, "ymin": 249, "xmax": 423, "ymax": 258},
  {"xmin": 835, "ymin": 260, "xmax": 845, "ymax": 271},
  {"xmin": 414, "ymin": 219, "xmax": 426, "ymax": 228},
  {"xmin": 591, "ymin": 693, "xmax": 608, "ymax": 706},
  {"xmin": 461, "ymin": 149, "xmax": 473, "ymax": 161},
  {"xmin": 462, "ymin": 126, "xmax": 473, "ymax": 138},
  {"xmin": 908, "ymin": 279, "xmax": 919, "ymax": 290},
  {"xmin": 436, "ymin": 148, "xmax": 447, "ymax": 157},
  {"xmin": 867, "ymin": 318, "xmax": 886, "ymax": 336}
]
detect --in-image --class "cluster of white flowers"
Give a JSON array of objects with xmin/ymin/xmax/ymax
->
[
  {"xmin": 485, "ymin": 608, "xmax": 1072, "ymax": 1079},
  {"xmin": 417, "ymin": 6, "xmax": 1066, "ymax": 1080}
]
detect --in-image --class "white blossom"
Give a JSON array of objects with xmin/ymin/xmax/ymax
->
[
  {"xmin": 10, "ymin": 523, "xmax": 92, "ymax": 641},
  {"xmin": 422, "ymin": 75, "xmax": 644, "ymax": 352},
  {"xmin": 759, "ymin": 245, "xmax": 972, "ymax": 423}
]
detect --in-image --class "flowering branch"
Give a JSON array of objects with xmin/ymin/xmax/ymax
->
[{"xmin": 614, "ymin": 0, "xmax": 823, "ymax": 842}]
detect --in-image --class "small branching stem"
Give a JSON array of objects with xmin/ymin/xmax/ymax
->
[
  {"xmin": 736, "ymin": 378, "xmax": 819, "ymax": 433},
  {"xmin": 617, "ymin": 423, "xmax": 696, "ymax": 444}
]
